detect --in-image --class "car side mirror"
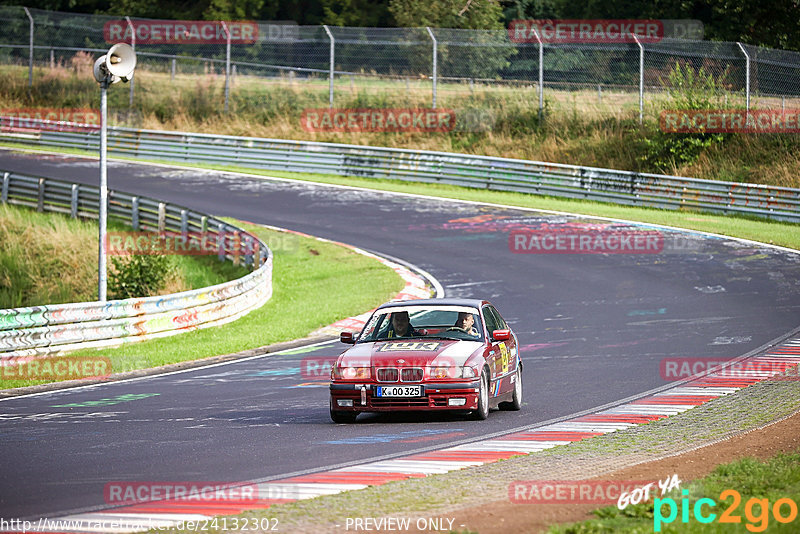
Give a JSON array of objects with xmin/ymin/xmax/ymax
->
[
  {"xmin": 492, "ymin": 329, "xmax": 510, "ymax": 341},
  {"xmin": 340, "ymin": 331, "xmax": 356, "ymax": 344}
]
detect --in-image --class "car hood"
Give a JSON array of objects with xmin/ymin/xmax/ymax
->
[{"xmin": 340, "ymin": 339, "xmax": 483, "ymax": 368}]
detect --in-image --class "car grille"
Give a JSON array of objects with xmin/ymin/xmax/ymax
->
[
  {"xmin": 376, "ymin": 368, "xmax": 399, "ymax": 382},
  {"xmin": 371, "ymin": 397, "xmax": 430, "ymax": 407},
  {"xmin": 401, "ymin": 367, "xmax": 423, "ymax": 382},
  {"xmin": 376, "ymin": 367, "xmax": 424, "ymax": 382}
]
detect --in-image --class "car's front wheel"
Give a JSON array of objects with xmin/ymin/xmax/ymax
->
[
  {"xmin": 500, "ymin": 365, "xmax": 523, "ymax": 411},
  {"xmin": 471, "ymin": 369, "xmax": 490, "ymax": 420},
  {"xmin": 330, "ymin": 400, "xmax": 358, "ymax": 423}
]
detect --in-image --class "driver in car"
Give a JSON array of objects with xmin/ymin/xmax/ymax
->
[
  {"xmin": 453, "ymin": 312, "xmax": 479, "ymax": 337},
  {"xmin": 385, "ymin": 311, "xmax": 419, "ymax": 338}
]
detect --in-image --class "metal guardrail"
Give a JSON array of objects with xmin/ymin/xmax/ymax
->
[
  {"xmin": 0, "ymin": 169, "xmax": 273, "ymax": 360},
  {"xmin": 1, "ymin": 118, "xmax": 798, "ymax": 223}
]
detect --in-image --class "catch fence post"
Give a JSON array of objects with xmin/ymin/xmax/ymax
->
[
  {"xmin": 323, "ymin": 25, "xmax": 335, "ymax": 108},
  {"xmin": 426, "ymin": 27, "xmax": 438, "ymax": 109},
  {"xmin": 23, "ymin": 7, "xmax": 33, "ymax": 87},
  {"xmin": 633, "ymin": 34, "xmax": 644, "ymax": 125},
  {"xmin": 221, "ymin": 21, "xmax": 231, "ymax": 113},
  {"xmin": 126, "ymin": 16, "xmax": 136, "ymax": 107},
  {"xmin": 737, "ymin": 42, "xmax": 751, "ymax": 110}
]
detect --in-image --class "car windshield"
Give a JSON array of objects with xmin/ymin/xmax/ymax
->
[{"xmin": 358, "ymin": 305, "xmax": 484, "ymax": 342}]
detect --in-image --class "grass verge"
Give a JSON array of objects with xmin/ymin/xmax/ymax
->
[
  {"xmin": 0, "ymin": 220, "xmax": 405, "ymax": 390},
  {"xmin": 0, "ymin": 202, "xmax": 247, "ymax": 308},
  {"xmin": 548, "ymin": 452, "xmax": 800, "ymax": 533},
  {"xmin": 212, "ymin": 166, "xmax": 800, "ymax": 252},
  {"xmin": 2, "ymin": 143, "xmax": 796, "ymax": 251}
]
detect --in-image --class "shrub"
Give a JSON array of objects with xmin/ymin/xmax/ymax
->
[
  {"xmin": 109, "ymin": 254, "xmax": 174, "ymax": 299},
  {"xmin": 641, "ymin": 62, "xmax": 729, "ymax": 173}
]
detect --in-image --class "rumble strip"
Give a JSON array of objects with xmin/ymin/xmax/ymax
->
[{"xmin": 24, "ymin": 337, "xmax": 800, "ymax": 532}]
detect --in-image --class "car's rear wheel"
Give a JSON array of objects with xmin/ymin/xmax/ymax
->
[
  {"xmin": 330, "ymin": 400, "xmax": 358, "ymax": 423},
  {"xmin": 500, "ymin": 366, "xmax": 523, "ymax": 411},
  {"xmin": 471, "ymin": 369, "xmax": 489, "ymax": 420}
]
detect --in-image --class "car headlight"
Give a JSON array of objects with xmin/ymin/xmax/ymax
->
[
  {"xmin": 428, "ymin": 366, "xmax": 453, "ymax": 379},
  {"xmin": 333, "ymin": 366, "xmax": 371, "ymax": 380},
  {"xmin": 428, "ymin": 366, "xmax": 478, "ymax": 379},
  {"xmin": 461, "ymin": 366, "xmax": 478, "ymax": 378}
]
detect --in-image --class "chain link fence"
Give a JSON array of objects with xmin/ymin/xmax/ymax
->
[{"xmin": 1, "ymin": 6, "xmax": 800, "ymax": 122}]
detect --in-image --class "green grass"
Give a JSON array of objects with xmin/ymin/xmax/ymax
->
[
  {"xmin": 0, "ymin": 220, "xmax": 405, "ymax": 389},
  {"xmin": 167, "ymin": 254, "xmax": 248, "ymax": 295},
  {"xmin": 0, "ymin": 202, "xmax": 247, "ymax": 308},
  {"xmin": 0, "ymin": 202, "xmax": 98, "ymax": 307},
  {"xmin": 548, "ymin": 452, "xmax": 800, "ymax": 533}
]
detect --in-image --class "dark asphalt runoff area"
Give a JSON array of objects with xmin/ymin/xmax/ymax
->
[{"xmin": 1, "ymin": 150, "xmax": 799, "ymax": 520}]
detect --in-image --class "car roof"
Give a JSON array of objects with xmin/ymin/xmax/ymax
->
[{"xmin": 376, "ymin": 298, "xmax": 489, "ymax": 310}]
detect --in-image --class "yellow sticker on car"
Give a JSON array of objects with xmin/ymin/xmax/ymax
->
[{"xmin": 499, "ymin": 342, "xmax": 509, "ymax": 374}]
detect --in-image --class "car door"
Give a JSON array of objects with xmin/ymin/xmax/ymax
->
[
  {"xmin": 481, "ymin": 305, "xmax": 505, "ymax": 395},
  {"xmin": 483, "ymin": 305, "xmax": 518, "ymax": 396}
]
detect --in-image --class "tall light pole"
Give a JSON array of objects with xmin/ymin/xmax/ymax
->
[{"xmin": 93, "ymin": 43, "xmax": 136, "ymax": 301}]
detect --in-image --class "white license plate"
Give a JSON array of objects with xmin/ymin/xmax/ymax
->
[{"xmin": 376, "ymin": 385, "xmax": 422, "ymax": 397}]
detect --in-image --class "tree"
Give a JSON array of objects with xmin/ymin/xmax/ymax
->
[
  {"xmin": 502, "ymin": 0, "xmax": 562, "ymax": 22},
  {"xmin": 321, "ymin": 0, "xmax": 393, "ymax": 26},
  {"xmin": 389, "ymin": 0, "xmax": 504, "ymax": 29},
  {"xmin": 389, "ymin": 0, "xmax": 512, "ymax": 80},
  {"xmin": 204, "ymin": 0, "xmax": 265, "ymax": 20}
]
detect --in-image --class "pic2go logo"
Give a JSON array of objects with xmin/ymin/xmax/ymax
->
[{"xmin": 654, "ymin": 489, "xmax": 799, "ymax": 532}]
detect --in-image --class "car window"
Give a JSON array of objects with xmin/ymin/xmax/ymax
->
[
  {"xmin": 482, "ymin": 306, "xmax": 500, "ymax": 338},
  {"xmin": 359, "ymin": 306, "xmax": 485, "ymax": 342},
  {"xmin": 487, "ymin": 306, "xmax": 508, "ymax": 330}
]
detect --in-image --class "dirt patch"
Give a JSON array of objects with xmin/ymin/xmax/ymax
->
[{"xmin": 447, "ymin": 408, "xmax": 800, "ymax": 533}]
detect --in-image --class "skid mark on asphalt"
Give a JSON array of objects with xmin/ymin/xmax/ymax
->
[
  {"xmin": 51, "ymin": 394, "xmax": 159, "ymax": 408},
  {"xmin": 321, "ymin": 429, "xmax": 465, "ymax": 445},
  {"xmin": 27, "ymin": 337, "xmax": 800, "ymax": 532}
]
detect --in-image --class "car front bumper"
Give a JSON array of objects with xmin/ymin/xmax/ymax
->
[{"xmin": 330, "ymin": 380, "xmax": 481, "ymax": 412}]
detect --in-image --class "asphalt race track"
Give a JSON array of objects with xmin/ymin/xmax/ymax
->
[{"xmin": 1, "ymin": 150, "xmax": 799, "ymax": 520}]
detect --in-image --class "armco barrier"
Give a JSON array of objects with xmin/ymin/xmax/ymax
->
[
  {"xmin": 1, "ymin": 117, "xmax": 798, "ymax": 222},
  {"xmin": 0, "ymin": 170, "xmax": 272, "ymax": 360}
]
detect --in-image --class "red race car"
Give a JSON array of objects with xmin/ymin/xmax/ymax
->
[{"xmin": 330, "ymin": 298, "xmax": 523, "ymax": 423}]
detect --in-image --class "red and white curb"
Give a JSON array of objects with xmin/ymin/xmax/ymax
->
[
  {"xmin": 314, "ymin": 248, "xmax": 435, "ymax": 336},
  {"xmin": 15, "ymin": 337, "xmax": 799, "ymax": 533}
]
